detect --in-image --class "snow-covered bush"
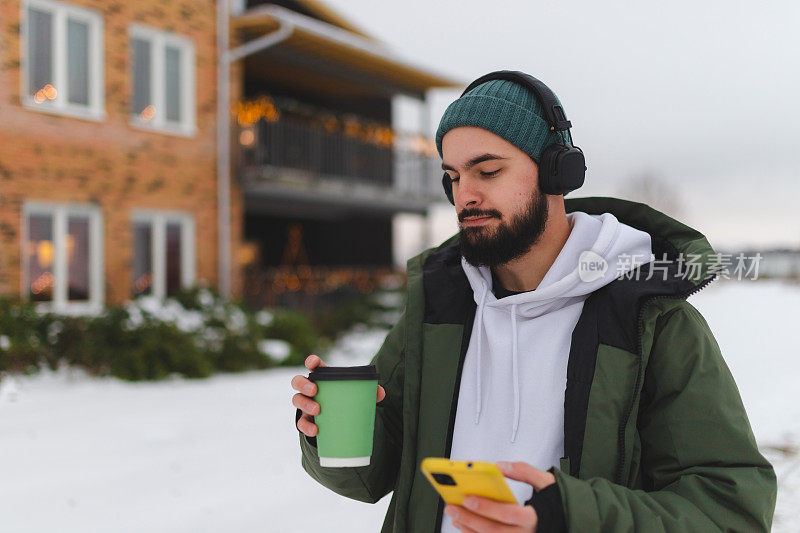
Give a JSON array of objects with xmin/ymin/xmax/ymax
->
[
  {"xmin": 257, "ymin": 339, "xmax": 292, "ymax": 364},
  {"xmin": 0, "ymin": 287, "xmax": 319, "ymax": 380},
  {"xmin": 0, "ymin": 283, "xmax": 406, "ymax": 381}
]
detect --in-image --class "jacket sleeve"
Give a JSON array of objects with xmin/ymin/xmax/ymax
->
[
  {"xmin": 548, "ymin": 300, "xmax": 777, "ymax": 532},
  {"xmin": 296, "ymin": 308, "xmax": 406, "ymax": 504}
]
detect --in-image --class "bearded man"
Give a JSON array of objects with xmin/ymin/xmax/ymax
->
[{"xmin": 291, "ymin": 71, "xmax": 777, "ymax": 533}]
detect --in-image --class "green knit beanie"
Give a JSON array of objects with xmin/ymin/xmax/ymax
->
[{"xmin": 435, "ymin": 78, "xmax": 571, "ymax": 163}]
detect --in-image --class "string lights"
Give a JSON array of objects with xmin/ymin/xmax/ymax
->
[{"xmin": 233, "ymin": 93, "xmax": 437, "ymax": 157}]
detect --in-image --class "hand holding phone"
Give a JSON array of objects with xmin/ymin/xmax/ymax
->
[{"xmin": 420, "ymin": 457, "xmax": 518, "ymax": 506}]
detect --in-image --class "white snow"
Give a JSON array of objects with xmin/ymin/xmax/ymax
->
[
  {"xmin": 124, "ymin": 296, "xmax": 206, "ymax": 333},
  {"xmin": 255, "ymin": 310, "xmax": 274, "ymax": 327},
  {"xmin": 0, "ymin": 280, "xmax": 797, "ymax": 532},
  {"xmin": 258, "ymin": 339, "xmax": 293, "ymax": 364}
]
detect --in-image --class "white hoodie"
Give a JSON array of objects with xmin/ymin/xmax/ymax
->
[{"xmin": 440, "ymin": 211, "xmax": 652, "ymax": 532}]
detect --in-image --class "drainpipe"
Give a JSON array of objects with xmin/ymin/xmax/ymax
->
[
  {"xmin": 419, "ymin": 91, "xmax": 433, "ymax": 248},
  {"xmin": 216, "ymin": 0, "xmax": 293, "ymax": 300}
]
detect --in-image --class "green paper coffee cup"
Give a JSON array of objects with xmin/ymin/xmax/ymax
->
[{"xmin": 309, "ymin": 365, "xmax": 380, "ymax": 467}]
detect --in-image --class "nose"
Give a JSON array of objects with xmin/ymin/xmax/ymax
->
[{"xmin": 453, "ymin": 174, "xmax": 483, "ymax": 208}]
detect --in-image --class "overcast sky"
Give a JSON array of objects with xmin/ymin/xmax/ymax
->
[{"xmin": 325, "ymin": 0, "xmax": 800, "ymax": 250}]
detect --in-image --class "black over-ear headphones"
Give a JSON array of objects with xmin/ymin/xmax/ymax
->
[{"xmin": 441, "ymin": 70, "xmax": 586, "ymax": 204}]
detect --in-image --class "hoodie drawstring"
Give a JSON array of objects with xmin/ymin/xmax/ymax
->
[
  {"xmin": 510, "ymin": 303, "xmax": 520, "ymax": 443},
  {"xmin": 474, "ymin": 285, "xmax": 522, "ymax": 443},
  {"xmin": 474, "ymin": 283, "xmax": 489, "ymax": 425}
]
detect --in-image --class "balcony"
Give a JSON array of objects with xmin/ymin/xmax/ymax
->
[{"xmin": 236, "ymin": 113, "xmax": 443, "ymax": 216}]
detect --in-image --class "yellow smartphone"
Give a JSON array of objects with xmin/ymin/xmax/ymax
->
[{"xmin": 420, "ymin": 457, "xmax": 517, "ymax": 506}]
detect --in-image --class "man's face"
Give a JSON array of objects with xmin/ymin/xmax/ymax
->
[{"xmin": 441, "ymin": 127, "xmax": 550, "ymax": 267}]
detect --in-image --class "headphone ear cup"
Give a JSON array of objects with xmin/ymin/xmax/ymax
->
[
  {"xmin": 537, "ymin": 144, "xmax": 563, "ymax": 195},
  {"xmin": 442, "ymin": 172, "xmax": 455, "ymax": 204},
  {"xmin": 537, "ymin": 144, "xmax": 586, "ymax": 196}
]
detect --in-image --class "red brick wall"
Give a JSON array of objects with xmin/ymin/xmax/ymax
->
[{"xmin": 0, "ymin": 0, "xmax": 244, "ymax": 304}]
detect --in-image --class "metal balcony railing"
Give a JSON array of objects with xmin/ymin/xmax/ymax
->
[{"xmin": 236, "ymin": 118, "xmax": 443, "ymax": 201}]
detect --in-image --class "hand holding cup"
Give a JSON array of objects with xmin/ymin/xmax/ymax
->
[{"xmin": 291, "ymin": 354, "xmax": 386, "ymax": 438}]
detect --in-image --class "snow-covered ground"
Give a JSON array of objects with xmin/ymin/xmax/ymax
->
[{"xmin": 0, "ymin": 280, "xmax": 797, "ymax": 532}]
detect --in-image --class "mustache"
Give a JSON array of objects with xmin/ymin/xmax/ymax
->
[{"xmin": 458, "ymin": 208, "xmax": 501, "ymax": 223}]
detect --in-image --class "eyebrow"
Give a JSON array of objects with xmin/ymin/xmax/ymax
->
[{"xmin": 441, "ymin": 153, "xmax": 508, "ymax": 172}]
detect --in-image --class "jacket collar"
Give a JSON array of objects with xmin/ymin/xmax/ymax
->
[
  {"xmin": 564, "ymin": 196, "xmax": 718, "ymax": 286},
  {"xmin": 415, "ymin": 196, "xmax": 719, "ymax": 302}
]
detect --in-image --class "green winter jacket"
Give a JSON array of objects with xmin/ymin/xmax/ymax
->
[{"xmin": 297, "ymin": 196, "xmax": 777, "ymax": 532}]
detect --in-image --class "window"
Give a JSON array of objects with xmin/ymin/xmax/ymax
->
[
  {"xmin": 131, "ymin": 211, "xmax": 195, "ymax": 299},
  {"xmin": 129, "ymin": 24, "xmax": 196, "ymax": 136},
  {"xmin": 21, "ymin": 0, "xmax": 104, "ymax": 120},
  {"xmin": 22, "ymin": 202, "xmax": 104, "ymax": 314}
]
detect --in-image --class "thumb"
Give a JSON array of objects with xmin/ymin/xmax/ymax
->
[
  {"xmin": 497, "ymin": 461, "xmax": 556, "ymax": 492},
  {"xmin": 305, "ymin": 354, "xmax": 327, "ymax": 371},
  {"xmin": 377, "ymin": 385, "xmax": 386, "ymax": 403}
]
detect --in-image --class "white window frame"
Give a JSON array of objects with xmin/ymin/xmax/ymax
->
[
  {"xmin": 21, "ymin": 201, "xmax": 105, "ymax": 315},
  {"xmin": 20, "ymin": 0, "xmax": 105, "ymax": 121},
  {"xmin": 131, "ymin": 210, "xmax": 196, "ymax": 300},
  {"xmin": 128, "ymin": 23, "xmax": 197, "ymax": 137}
]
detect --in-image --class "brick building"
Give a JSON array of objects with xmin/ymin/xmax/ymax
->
[{"xmin": 0, "ymin": 0, "xmax": 460, "ymax": 313}]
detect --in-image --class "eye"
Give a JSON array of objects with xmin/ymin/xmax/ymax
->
[
  {"xmin": 445, "ymin": 172, "xmax": 459, "ymax": 183},
  {"xmin": 480, "ymin": 169, "xmax": 500, "ymax": 177}
]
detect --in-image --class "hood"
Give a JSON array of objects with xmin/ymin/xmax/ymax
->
[
  {"xmin": 461, "ymin": 210, "xmax": 654, "ymax": 316},
  {"xmin": 460, "ymin": 209, "xmax": 653, "ymax": 441},
  {"xmin": 416, "ymin": 196, "xmax": 719, "ymax": 289},
  {"xmin": 562, "ymin": 197, "xmax": 718, "ymax": 284}
]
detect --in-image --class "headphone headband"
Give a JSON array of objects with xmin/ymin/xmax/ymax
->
[{"xmin": 460, "ymin": 70, "xmax": 573, "ymax": 133}]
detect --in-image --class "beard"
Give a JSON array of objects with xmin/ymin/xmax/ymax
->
[{"xmin": 459, "ymin": 189, "xmax": 550, "ymax": 267}]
